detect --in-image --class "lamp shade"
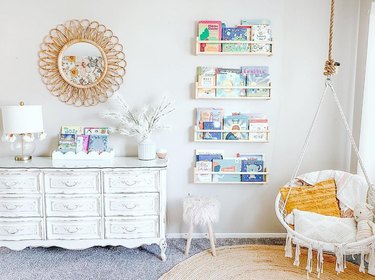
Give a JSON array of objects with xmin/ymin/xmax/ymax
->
[{"xmin": 1, "ymin": 105, "xmax": 44, "ymax": 134}]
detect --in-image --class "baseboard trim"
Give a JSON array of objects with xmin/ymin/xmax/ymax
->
[{"xmin": 166, "ymin": 233, "xmax": 287, "ymax": 239}]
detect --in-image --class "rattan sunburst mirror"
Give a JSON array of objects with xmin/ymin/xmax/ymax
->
[{"xmin": 39, "ymin": 19, "xmax": 126, "ymax": 106}]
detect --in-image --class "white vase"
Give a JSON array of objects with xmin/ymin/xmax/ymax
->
[{"xmin": 138, "ymin": 137, "xmax": 156, "ymax": 160}]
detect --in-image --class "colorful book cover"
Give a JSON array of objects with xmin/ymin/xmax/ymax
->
[
  {"xmin": 236, "ymin": 154, "xmax": 264, "ymax": 161},
  {"xmin": 57, "ymin": 142, "xmax": 76, "ymax": 153},
  {"xmin": 222, "ymin": 27, "xmax": 249, "ymax": 52},
  {"xmin": 224, "ymin": 115, "xmax": 249, "ymax": 140},
  {"xmin": 195, "ymin": 161, "xmax": 213, "ymax": 183},
  {"xmin": 251, "ymin": 25, "xmax": 272, "ymax": 53},
  {"xmin": 241, "ymin": 160, "xmax": 265, "ymax": 182},
  {"xmin": 195, "ymin": 149, "xmax": 224, "ymax": 162},
  {"xmin": 203, "ymin": 121, "xmax": 222, "ymax": 140},
  {"xmin": 84, "ymin": 127, "xmax": 109, "ymax": 135},
  {"xmin": 197, "ymin": 66, "xmax": 217, "ymax": 98},
  {"xmin": 76, "ymin": 135, "xmax": 90, "ymax": 153},
  {"xmin": 59, "ymin": 134, "xmax": 76, "ymax": 143},
  {"xmin": 88, "ymin": 135, "xmax": 108, "ymax": 153},
  {"xmin": 251, "ymin": 25, "xmax": 272, "ymax": 42},
  {"xmin": 248, "ymin": 115, "xmax": 268, "ymax": 142},
  {"xmin": 216, "ymin": 68, "xmax": 246, "ymax": 97},
  {"xmin": 212, "ymin": 158, "xmax": 241, "ymax": 182},
  {"xmin": 198, "ymin": 20, "xmax": 222, "ymax": 52},
  {"xmin": 241, "ymin": 66, "xmax": 270, "ymax": 97},
  {"xmin": 196, "ymin": 108, "xmax": 224, "ymax": 140},
  {"xmin": 61, "ymin": 126, "xmax": 83, "ymax": 135}
]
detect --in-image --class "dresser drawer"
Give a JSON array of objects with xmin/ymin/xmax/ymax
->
[
  {"xmin": 103, "ymin": 170, "xmax": 159, "ymax": 193},
  {"xmin": 0, "ymin": 196, "xmax": 42, "ymax": 217},
  {"xmin": 105, "ymin": 193, "xmax": 159, "ymax": 216},
  {"xmin": 0, "ymin": 218, "xmax": 43, "ymax": 240},
  {"xmin": 46, "ymin": 218, "xmax": 101, "ymax": 240},
  {"xmin": 44, "ymin": 171, "xmax": 100, "ymax": 194},
  {"xmin": 0, "ymin": 171, "xmax": 40, "ymax": 194},
  {"xmin": 46, "ymin": 195, "xmax": 101, "ymax": 217},
  {"xmin": 105, "ymin": 217, "xmax": 158, "ymax": 239}
]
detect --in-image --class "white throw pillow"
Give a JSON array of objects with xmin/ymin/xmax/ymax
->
[{"xmin": 286, "ymin": 209, "xmax": 356, "ymax": 244}]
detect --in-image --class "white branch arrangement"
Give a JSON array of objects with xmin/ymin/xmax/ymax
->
[{"xmin": 103, "ymin": 95, "xmax": 175, "ymax": 141}]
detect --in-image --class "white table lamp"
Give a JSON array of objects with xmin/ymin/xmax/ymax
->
[{"xmin": 1, "ymin": 102, "xmax": 45, "ymax": 161}]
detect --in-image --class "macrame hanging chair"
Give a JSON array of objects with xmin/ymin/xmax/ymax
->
[{"xmin": 275, "ymin": 0, "xmax": 375, "ymax": 276}]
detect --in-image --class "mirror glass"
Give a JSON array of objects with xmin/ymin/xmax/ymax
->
[{"xmin": 60, "ymin": 42, "xmax": 105, "ymax": 86}]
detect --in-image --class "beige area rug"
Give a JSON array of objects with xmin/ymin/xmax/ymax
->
[{"xmin": 160, "ymin": 245, "xmax": 375, "ymax": 280}]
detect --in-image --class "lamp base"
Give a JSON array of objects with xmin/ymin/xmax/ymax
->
[{"xmin": 14, "ymin": 155, "xmax": 32, "ymax": 162}]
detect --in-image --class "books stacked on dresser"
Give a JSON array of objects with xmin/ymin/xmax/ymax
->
[
  {"xmin": 197, "ymin": 19, "xmax": 272, "ymax": 54},
  {"xmin": 195, "ymin": 150, "xmax": 266, "ymax": 183},
  {"xmin": 195, "ymin": 108, "xmax": 269, "ymax": 142},
  {"xmin": 196, "ymin": 66, "xmax": 270, "ymax": 98},
  {"xmin": 57, "ymin": 126, "xmax": 110, "ymax": 154}
]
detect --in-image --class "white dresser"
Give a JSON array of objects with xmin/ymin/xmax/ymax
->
[{"xmin": 0, "ymin": 157, "xmax": 168, "ymax": 261}]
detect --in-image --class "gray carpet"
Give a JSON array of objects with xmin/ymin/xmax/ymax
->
[{"xmin": 0, "ymin": 238, "xmax": 284, "ymax": 280}]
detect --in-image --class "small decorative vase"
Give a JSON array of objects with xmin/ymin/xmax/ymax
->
[{"xmin": 138, "ymin": 137, "xmax": 156, "ymax": 160}]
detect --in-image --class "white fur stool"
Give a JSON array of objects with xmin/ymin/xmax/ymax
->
[{"xmin": 183, "ymin": 196, "xmax": 220, "ymax": 256}]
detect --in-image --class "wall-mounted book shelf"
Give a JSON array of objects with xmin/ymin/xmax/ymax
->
[
  {"xmin": 194, "ymin": 168, "xmax": 268, "ymax": 184},
  {"xmin": 195, "ymin": 82, "xmax": 271, "ymax": 100},
  {"xmin": 194, "ymin": 126, "xmax": 270, "ymax": 143},
  {"xmin": 195, "ymin": 38, "xmax": 273, "ymax": 56}
]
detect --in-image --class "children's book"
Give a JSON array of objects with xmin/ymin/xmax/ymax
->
[
  {"xmin": 198, "ymin": 20, "xmax": 222, "ymax": 52},
  {"xmin": 84, "ymin": 127, "xmax": 109, "ymax": 135},
  {"xmin": 241, "ymin": 66, "xmax": 270, "ymax": 97},
  {"xmin": 248, "ymin": 115, "xmax": 268, "ymax": 142},
  {"xmin": 76, "ymin": 135, "xmax": 90, "ymax": 153},
  {"xmin": 197, "ymin": 67, "xmax": 217, "ymax": 98},
  {"xmin": 61, "ymin": 126, "xmax": 83, "ymax": 135},
  {"xmin": 222, "ymin": 27, "xmax": 249, "ymax": 52},
  {"xmin": 241, "ymin": 160, "xmax": 265, "ymax": 182},
  {"xmin": 195, "ymin": 161, "xmax": 213, "ymax": 183},
  {"xmin": 196, "ymin": 108, "xmax": 224, "ymax": 140},
  {"xmin": 88, "ymin": 135, "xmax": 108, "ymax": 153},
  {"xmin": 59, "ymin": 134, "xmax": 75, "ymax": 143},
  {"xmin": 236, "ymin": 153, "xmax": 264, "ymax": 161},
  {"xmin": 251, "ymin": 24, "xmax": 272, "ymax": 53},
  {"xmin": 203, "ymin": 121, "xmax": 222, "ymax": 140},
  {"xmin": 195, "ymin": 149, "xmax": 224, "ymax": 162},
  {"xmin": 216, "ymin": 68, "xmax": 246, "ymax": 97},
  {"xmin": 212, "ymin": 158, "xmax": 241, "ymax": 182},
  {"xmin": 224, "ymin": 114, "xmax": 249, "ymax": 140}
]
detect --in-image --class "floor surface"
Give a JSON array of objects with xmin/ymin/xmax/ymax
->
[{"xmin": 0, "ymin": 238, "xmax": 284, "ymax": 280}]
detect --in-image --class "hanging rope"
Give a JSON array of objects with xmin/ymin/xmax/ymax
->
[{"xmin": 323, "ymin": 0, "xmax": 337, "ymax": 76}]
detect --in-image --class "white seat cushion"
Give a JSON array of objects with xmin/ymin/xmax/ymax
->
[{"xmin": 286, "ymin": 209, "xmax": 356, "ymax": 244}]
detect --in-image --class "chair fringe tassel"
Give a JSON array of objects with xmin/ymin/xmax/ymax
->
[{"xmin": 285, "ymin": 234, "xmax": 293, "ymax": 258}]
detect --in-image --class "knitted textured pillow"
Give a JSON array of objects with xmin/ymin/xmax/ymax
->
[
  {"xmin": 285, "ymin": 209, "xmax": 356, "ymax": 243},
  {"xmin": 280, "ymin": 178, "xmax": 341, "ymax": 217}
]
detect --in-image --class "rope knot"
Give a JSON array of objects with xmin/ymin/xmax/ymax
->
[{"xmin": 323, "ymin": 59, "xmax": 336, "ymax": 77}]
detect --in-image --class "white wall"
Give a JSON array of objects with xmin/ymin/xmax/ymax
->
[
  {"xmin": 0, "ymin": 0, "xmax": 361, "ymax": 234},
  {"xmin": 359, "ymin": 2, "xmax": 375, "ymax": 182}
]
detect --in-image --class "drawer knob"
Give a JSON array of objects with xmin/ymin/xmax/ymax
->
[
  {"xmin": 5, "ymin": 228, "xmax": 20, "ymax": 234},
  {"xmin": 122, "ymin": 203, "xmax": 137, "ymax": 210},
  {"xmin": 63, "ymin": 181, "xmax": 79, "ymax": 187},
  {"xmin": 64, "ymin": 227, "xmax": 80, "ymax": 234},
  {"xmin": 2, "ymin": 182, "xmax": 18, "ymax": 188},
  {"xmin": 63, "ymin": 204, "xmax": 80, "ymax": 210},
  {"xmin": 122, "ymin": 226, "xmax": 136, "ymax": 233},
  {"xmin": 120, "ymin": 180, "xmax": 139, "ymax": 186},
  {"xmin": 3, "ymin": 204, "xmax": 21, "ymax": 210}
]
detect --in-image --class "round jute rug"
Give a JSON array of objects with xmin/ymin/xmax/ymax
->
[{"xmin": 160, "ymin": 245, "xmax": 374, "ymax": 280}]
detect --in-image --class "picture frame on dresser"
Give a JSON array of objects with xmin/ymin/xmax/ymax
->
[{"xmin": 0, "ymin": 157, "xmax": 168, "ymax": 261}]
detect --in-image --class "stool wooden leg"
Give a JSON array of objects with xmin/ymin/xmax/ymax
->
[
  {"xmin": 207, "ymin": 222, "xmax": 216, "ymax": 256},
  {"xmin": 185, "ymin": 223, "xmax": 194, "ymax": 256}
]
